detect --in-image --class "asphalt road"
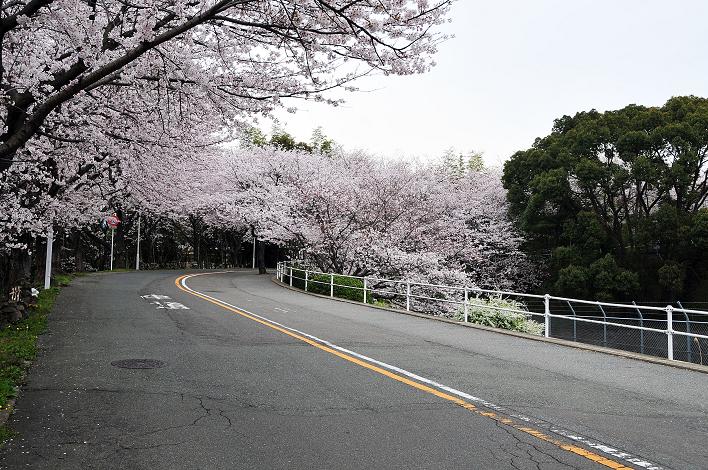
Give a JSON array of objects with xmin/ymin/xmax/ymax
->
[{"xmin": 1, "ymin": 270, "xmax": 707, "ymax": 469}]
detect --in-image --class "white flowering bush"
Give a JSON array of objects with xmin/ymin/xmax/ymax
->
[{"xmin": 456, "ymin": 296, "xmax": 544, "ymax": 336}]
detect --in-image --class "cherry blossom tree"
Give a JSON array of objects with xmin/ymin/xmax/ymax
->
[
  {"xmin": 0, "ymin": 0, "xmax": 452, "ymax": 170},
  {"xmin": 170, "ymin": 145, "xmax": 532, "ymax": 290},
  {"xmin": 0, "ymin": 0, "xmax": 453, "ymax": 297}
]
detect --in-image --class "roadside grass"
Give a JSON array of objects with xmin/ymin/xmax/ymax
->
[
  {"xmin": 73, "ymin": 268, "xmax": 131, "ymax": 276},
  {"xmin": 53, "ymin": 273, "xmax": 73, "ymax": 287},
  {"xmin": 0, "ymin": 426, "xmax": 16, "ymax": 442},
  {"xmin": 372, "ymin": 299, "xmax": 391, "ymax": 308},
  {"xmin": 0, "ymin": 274, "xmax": 71, "ymax": 445}
]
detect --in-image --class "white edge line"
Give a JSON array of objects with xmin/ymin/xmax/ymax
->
[{"xmin": 180, "ymin": 272, "xmax": 665, "ymax": 470}]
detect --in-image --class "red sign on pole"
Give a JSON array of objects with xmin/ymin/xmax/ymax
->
[{"xmin": 106, "ymin": 213, "xmax": 121, "ymax": 229}]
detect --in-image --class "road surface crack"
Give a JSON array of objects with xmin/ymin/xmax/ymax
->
[
  {"xmin": 218, "ymin": 408, "xmax": 233, "ymax": 427},
  {"xmin": 192, "ymin": 397, "xmax": 211, "ymax": 426},
  {"xmin": 493, "ymin": 419, "xmax": 580, "ymax": 470}
]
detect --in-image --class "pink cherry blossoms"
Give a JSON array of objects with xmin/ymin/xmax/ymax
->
[
  {"xmin": 0, "ymin": 0, "xmax": 536, "ymax": 298},
  {"xmin": 1, "ymin": 0, "xmax": 451, "ymax": 258},
  {"xmin": 136, "ymin": 146, "xmax": 534, "ymax": 290}
]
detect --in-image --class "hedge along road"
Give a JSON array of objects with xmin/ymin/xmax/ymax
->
[{"xmin": 1, "ymin": 271, "xmax": 707, "ymax": 469}]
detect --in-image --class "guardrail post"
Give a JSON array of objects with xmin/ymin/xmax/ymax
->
[
  {"xmin": 566, "ymin": 300, "xmax": 577, "ymax": 342},
  {"xmin": 463, "ymin": 287, "xmax": 469, "ymax": 322},
  {"xmin": 406, "ymin": 281, "xmax": 411, "ymax": 311},
  {"xmin": 666, "ymin": 305, "xmax": 674, "ymax": 361},
  {"xmin": 330, "ymin": 273, "xmax": 334, "ymax": 297},
  {"xmin": 289, "ymin": 267, "xmax": 293, "ymax": 287},
  {"xmin": 632, "ymin": 301, "xmax": 645, "ymax": 355},
  {"xmin": 363, "ymin": 278, "xmax": 367, "ymax": 304},
  {"xmin": 544, "ymin": 294, "xmax": 550, "ymax": 338},
  {"xmin": 598, "ymin": 304, "xmax": 608, "ymax": 347},
  {"xmin": 305, "ymin": 270, "xmax": 309, "ymax": 292},
  {"xmin": 677, "ymin": 301, "xmax": 692, "ymax": 362}
]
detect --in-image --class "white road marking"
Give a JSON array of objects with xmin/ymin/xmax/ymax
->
[
  {"xmin": 149, "ymin": 300, "xmax": 190, "ymax": 310},
  {"xmin": 180, "ymin": 272, "xmax": 665, "ymax": 470},
  {"xmin": 274, "ymin": 307, "xmax": 289, "ymax": 313},
  {"xmin": 141, "ymin": 293, "xmax": 189, "ymax": 310},
  {"xmin": 141, "ymin": 294, "xmax": 171, "ymax": 300},
  {"xmin": 164, "ymin": 302, "xmax": 190, "ymax": 310}
]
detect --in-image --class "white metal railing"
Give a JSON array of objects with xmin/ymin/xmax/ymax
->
[{"xmin": 275, "ymin": 261, "xmax": 708, "ymax": 364}]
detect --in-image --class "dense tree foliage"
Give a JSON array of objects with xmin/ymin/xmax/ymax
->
[{"xmin": 503, "ymin": 96, "xmax": 708, "ymax": 301}]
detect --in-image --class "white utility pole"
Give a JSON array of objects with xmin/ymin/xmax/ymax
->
[
  {"xmin": 252, "ymin": 236, "xmax": 256, "ymax": 269},
  {"xmin": 110, "ymin": 229, "xmax": 115, "ymax": 271},
  {"xmin": 135, "ymin": 212, "xmax": 141, "ymax": 270},
  {"xmin": 44, "ymin": 226, "xmax": 54, "ymax": 289}
]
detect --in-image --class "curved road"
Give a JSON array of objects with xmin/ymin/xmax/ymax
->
[{"xmin": 1, "ymin": 270, "xmax": 707, "ymax": 469}]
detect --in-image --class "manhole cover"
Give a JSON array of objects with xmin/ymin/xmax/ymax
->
[{"xmin": 111, "ymin": 359, "xmax": 166, "ymax": 369}]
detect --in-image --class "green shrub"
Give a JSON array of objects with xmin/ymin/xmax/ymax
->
[
  {"xmin": 302, "ymin": 271, "xmax": 328, "ymax": 295},
  {"xmin": 288, "ymin": 268, "xmax": 368, "ymax": 303},
  {"xmin": 305, "ymin": 272, "xmax": 366, "ymax": 302},
  {"xmin": 457, "ymin": 296, "xmax": 544, "ymax": 336},
  {"xmin": 287, "ymin": 268, "xmax": 307, "ymax": 290},
  {"xmin": 333, "ymin": 275, "xmax": 366, "ymax": 302}
]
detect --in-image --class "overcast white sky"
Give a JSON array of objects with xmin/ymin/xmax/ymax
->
[{"xmin": 272, "ymin": 0, "xmax": 708, "ymax": 166}]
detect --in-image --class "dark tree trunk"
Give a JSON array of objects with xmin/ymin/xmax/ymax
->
[
  {"xmin": 9, "ymin": 244, "xmax": 32, "ymax": 290},
  {"xmin": 99, "ymin": 231, "xmax": 108, "ymax": 270},
  {"xmin": 189, "ymin": 216, "xmax": 202, "ymax": 268},
  {"xmin": 225, "ymin": 231, "xmax": 243, "ymax": 267},
  {"xmin": 0, "ymin": 254, "xmax": 8, "ymax": 301},
  {"xmin": 73, "ymin": 230, "xmax": 85, "ymax": 272},
  {"xmin": 219, "ymin": 234, "xmax": 225, "ymax": 267},
  {"xmin": 52, "ymin": 231, "xmax": 61, "ymax": 274},
  {"xmin": 257, "ymin": 240, "xmax": 266, "ymax": 274}
]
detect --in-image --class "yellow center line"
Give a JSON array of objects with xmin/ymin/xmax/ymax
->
[{"xmin": 174, "ymin": 274, "xmax": 634, "ymax": 470}]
